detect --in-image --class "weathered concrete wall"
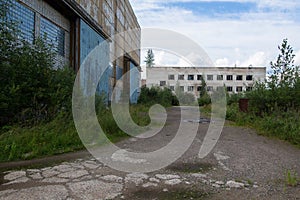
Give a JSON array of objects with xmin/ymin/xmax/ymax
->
[{"xmin": 73, "ymin": 0, "xmax": 140, "ymax": 66}]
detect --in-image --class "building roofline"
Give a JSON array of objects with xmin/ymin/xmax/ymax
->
[{"xmin": 147, "ymin": 66, "xmax": 266, "ymax": 69}]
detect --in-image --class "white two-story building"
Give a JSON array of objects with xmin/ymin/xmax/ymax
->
[{"xmin": 146, "ymin": 66, "xmax": 266, "ymax": 98}]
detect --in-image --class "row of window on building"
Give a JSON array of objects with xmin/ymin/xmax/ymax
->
[
  {"xmin": 160, "ymin": 82, "xmax": 253, "ymax": 93},
  {"xmin": 167, "ymin": 74, "xmax": 253, "ymax": 81},
  {"xmin": 7, "ymin": 1, "xmax": 67, "ymax": 58}
]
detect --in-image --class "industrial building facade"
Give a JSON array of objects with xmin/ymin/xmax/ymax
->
[
  {"xmin": 5, "ymin": 0, "xmax": 141, "ymax": 103},
  {"xmin": 147, "ymin": 67, "xmax": 266, "ymax": 98}
]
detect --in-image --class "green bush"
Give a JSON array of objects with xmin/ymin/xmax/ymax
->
[
  {"xmin": 225, "ymin": 39, "xmax": 300, "ymax": 147},
  {"xmin": 198, "ymin": 94, "xmax": 211, "ymax": 106},
  {"xmin": 0, "ymin": 3, "xmax": 75, "ymax": 126},
  {"xmin": 138, "ymin": 86, "xmax": 178, "ymax": 107}
]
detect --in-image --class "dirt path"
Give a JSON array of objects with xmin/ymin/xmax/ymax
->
[{"xmin": 0, "ymin": 107, "xmax": 299, "ymax": 199}]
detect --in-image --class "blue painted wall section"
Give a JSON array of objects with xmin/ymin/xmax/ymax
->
[
  {"xmin": 116, "ymin": 66, "xmax": 123, "ymax": 80},
  {"xmin": 130, "ymin": 62, "xmax": 141, "ymax": 104},
  {"xmin": 80, "ymin": 20, "xmax": 111, "ymax": 100}
]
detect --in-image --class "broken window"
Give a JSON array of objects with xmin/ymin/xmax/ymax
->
[
  {"xmin": 188, "ymin": 86, "xmax": 194, "ymax": 91},
  {"xmin": 207, "ymin": 86, "xmax": 213, "ymax": 92},
  {"xmin": 227, "ymin": 75, "xmax": 233, "ymax": 81},
  {"xmin": 227, "ymin": 86, "xmax": 233, "ymax": 92},
  {"xmin": 236, "ymin": 86, "xmax": 243, "ymax": 92},
  {"xmin": 246, "ymin": 87, "xmax": 253, "ymax": 91},
  {"xmin": 160, "ymin": 81, "xmax": 166, "ymax": 86},
  {"xmin": 6, "ymin": 1, "xmax": 35, "ymax": 43},
  {"xmin": 188, "ymin": 75, "xmax": 194, "ymax": 80},
  {"xmin": 236, "ymin": 75, "xmax": 243, "ymax": 81},
  {"xmin": 217, "ymin": 75, "xmax": 223, "ymax": 80},
  {"xmin": 168, "ymin": 74, "xmax": 175, "ymax": 80},
  {"xmin": 207, "ymin": 75, "xmax": 213, "ymax": 81},
  {"xmin": 246, "ymin": 75, "xmax": 253, "ymax": 81},
  {"xmin": 178, "ymin": 75, "xmax": 184, "ymax": 80},
  {"xmin": 41, "ymin": 17, "xmax": 65, "ymax": 57}
]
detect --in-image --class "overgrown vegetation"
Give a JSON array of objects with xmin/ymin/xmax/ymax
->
[
  {"xmin": 198, "ymin": 76, "xmax": 211, "ymax": 106},
  {"xmin": 285, "ymin": 169, "xmax": 299, "ymax": 187},
  {"xmin": 138, "ymin": 86, "xmax": 179, "ymax": 107},
  {"xmin": 0, "ymin": 2, "xmax": 150, "ymax": 162},
  {"xmin": 0, "ymin": 1, "xmax": 75, "ymax": 126},
  {"xmin": 226, "ymin": 39, "xmax": 300, "ymax": 146}
]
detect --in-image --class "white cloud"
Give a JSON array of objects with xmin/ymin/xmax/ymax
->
[
  {"xmin": 215, "ymin": 58, "xmax": 230, "ymax": 67},
  {"xmin": 295, "ymin": 50, "xmax": 300, "ymax": 66},
  {"xmin": 130, "ymin": 0, "xmax": 300, "ymax": 68},
  {"xmin": 240, "ymin": 52, "xmax": 267, "ymax": 67}
]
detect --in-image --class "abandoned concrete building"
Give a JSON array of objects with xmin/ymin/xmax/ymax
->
[
  {"xmin": 146, "ymin": 66, "xmax": 266, "ymax": 98},
  {"xmin": 5, "ymin": 0, "xmax": 141, "ymax": 103}
]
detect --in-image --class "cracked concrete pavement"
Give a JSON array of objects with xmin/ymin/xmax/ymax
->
[{"xmin": 0, "ymin": 107, "xmax": 299, "ymax": 199}]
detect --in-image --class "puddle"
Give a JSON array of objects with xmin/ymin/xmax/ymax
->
[
  {"xmin": 167, "ymin": 162, "xmax": 214, "ymax": 173},
  {"xmin": 183, "ymin": 118, "xmax": 211, "ymax": 124}
]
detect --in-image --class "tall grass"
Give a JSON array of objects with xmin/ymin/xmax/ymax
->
[{"xmin": 226, "ymin": 103, "xmax": 300, "ymax": 146}]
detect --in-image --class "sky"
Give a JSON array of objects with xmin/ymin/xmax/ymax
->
[{"xmin": 129, "ymin": 0, "xmax": 300, "ymax": 71}]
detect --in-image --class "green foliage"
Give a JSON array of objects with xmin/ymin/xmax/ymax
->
[
  {"xmin": 198, "ymin": 94, "xmax": 211, "ymax": 106},
  {"xmin": 138, "ymin": 86, "xmax": 178, "ymax": 107},
  {"xmin": 199, "ymin": 75, "xmax": 207, "ymax": 97},
  {"xmin": 226, "ymin": 103, "xmax": 300, "ymax": 146},
  {"xmin": 144, "ymin": 49, "xmax": 155, "ymax": 68},
  {"xmin": 285, "ymin": 170, "xmax": 299, "ymax": 187},
  {"xmin": 197, "ymin": 76, "xmax": 211, "ymax": 106},
  {"xmin": 174, "ymin": 83, "xmax": 196, "ymax": 105},
  {"xmin": 178, "ymin": 92, "xmax": 196, "ymax": 105},
  {"xmin": 227, "ymin": 93, "xmax": 243, "ymax": 106},
  {"xmin": 226, "ymin": 39, "xmax": 300, "ymax": 146},
  {"xmin": 0, "ymin": 2, "xmax": 153, "ymax": 162},
  {"xmin": 0, "ymin": 115, "xmax": 82, "ymax": 162},
  {"xmin": 246, "ymin": 39, "xmax": 300, "ymax": 114},
  {"xmin": 0, "ymin": 3, "xmax": 75, "ymax": 126}
]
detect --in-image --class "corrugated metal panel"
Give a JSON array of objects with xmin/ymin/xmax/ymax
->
[
  {"xmin": 80, "ymin": 19, "xmax": 112, "ymax": 99},
  {"xmin": 130, "ymin": 62, "xmax": 140, "ymax": 104}
]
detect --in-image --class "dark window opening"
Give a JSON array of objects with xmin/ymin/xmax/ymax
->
[
  {"xmin": 217, "ymin": 75, "xmax": 223, "ymax": 80},
  {"xmin": 246, "ymin": 75, "xmax": 253, "ymax": 81},
  {"xmin": 178, "ymin": 75, "xmax": 184, "ymax": 80},
  {"xmin": 160, "ymin": 81, "xmax": 166, "ymax": 86},
  {"xmin": 246, "ymin": 87, "xmax": 253, "ymax": 91},
  {"xmin": 227, "ymin": 75, "xmax": 233, "ymax": 81},
  {"xmin": 197, "ymin": 75, "xmax": 202, "ymax": 80},
  {"xmin": 236, "ymin": 86, "xmax": 243, "ymax": 92},
  {"xmin": 188, "ymin": 75, "xmax": 194, "ymax": 80},
  {"xmin": 236, "ymin": 75, "xmax": 243, "ymax": 81},
  {"xmin": 227, "ymin": 86, "xmax": 233, "ymax": 92}
]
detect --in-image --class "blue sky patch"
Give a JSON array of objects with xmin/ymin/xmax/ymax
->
[{"xmin": 163, "ymin": 1, "xmax": 257, "ymax": 18}]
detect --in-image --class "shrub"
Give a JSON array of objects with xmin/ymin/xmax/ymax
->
[
  {"xmin": 0, "ymin": 3, "xmax": 75, "ymax": 126},
  {"xmin": 198, "ymin": 94, "xmax": 211, "ymax": 106},
  {"xmin": 138, "ymin": 86, "xmax": 177, "ymax": 107}
]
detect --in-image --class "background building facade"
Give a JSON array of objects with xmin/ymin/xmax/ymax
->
[
  {"xmin": 146, "ymin": 66, "xmax": 266, "ymax": 98},
  {"xmin": 5, "ymin": 0, "xmax": 141, "ymax": 103}
]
